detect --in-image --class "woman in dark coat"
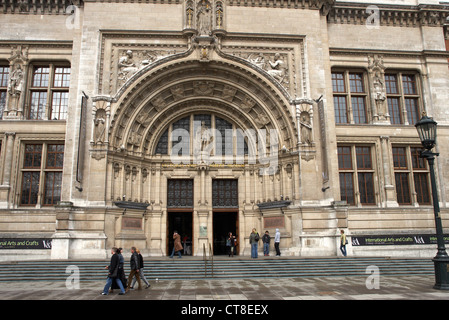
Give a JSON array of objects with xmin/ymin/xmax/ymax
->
[
  {"xmin": 111, "ymin": 247, "xmax": 127, "ymax": 292},
  {"xmin": 101, "ymin": 247, "xmax": 125, "ymax": 295},
  {"xmin": 170, "ymin": 231, "xmax": 183, "ymax": 258}
]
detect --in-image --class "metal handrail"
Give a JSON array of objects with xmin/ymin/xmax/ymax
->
[{"xmin": 203, "ymin": 242, "xmax": 214, "ymax": 278}]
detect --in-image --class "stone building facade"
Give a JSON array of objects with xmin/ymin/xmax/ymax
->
[{"xmin": 0, "ymin": 0, "xmax": 448, "ymax": 260}]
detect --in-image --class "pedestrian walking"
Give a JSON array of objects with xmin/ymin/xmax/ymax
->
[
  {"xmin": 170, "ymin": 230, "xmax": 183, "ymax": 258},
  {"xmin": 249, "ymin": 228, "xmax": 260, "ymax": 258},
  {"xmin": 111, "ymin": 247, "xmax": 127, "ymax": 292},
  {"xmin": 126, "ymin": 247, "xmax": 142, "ymax": 292},
  {"xmin": 131, "ymin": 249, "xmax": 150, "ymax": 289},
  {"xmin": 340, "ymin": 230, "xmax": 347, "ymax": 257},
  {"xmin": 262, "ymin": 230, "xmax": 271, "ymax": 256},
  {"xmin": 101, "ymin": 247, "xmax": 125, "ymax": 295},
  {"xmin": 274, "ymin": 228, "xmax": 281, "ymax": 256}
]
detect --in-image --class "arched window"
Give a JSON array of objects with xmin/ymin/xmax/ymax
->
[{"xmin": 154, "ymin": 113, "xmax": 248, "ymax": 157}]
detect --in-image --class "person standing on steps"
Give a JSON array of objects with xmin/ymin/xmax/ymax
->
[
  {"xmin": 249, "ymin": 228, "xmax": 260, "ymax": 258},
  {"xmin": 101, "ymin": 247, "xmax": 125, "ymax": 295},
  {"xmin": 274, "ymin": 228, "xmax": 281, "ymax": 257},
  {"xmin": 262, "ymin": 230, "xmax": 271, "ymax": 256}
]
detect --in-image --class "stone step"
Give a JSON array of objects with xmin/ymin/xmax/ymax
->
[{"xmin": 0, "ymin": 257, "xmax": 435, "ymax": 282}]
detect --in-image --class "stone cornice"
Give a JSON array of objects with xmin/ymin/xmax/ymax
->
[
  {"xmin": 328, "ymin": 2, "xmax": 449, "ymax": 27},
  {"xmin": 0, "ymin": 0, "xmax": 83, "ymax": 14}
]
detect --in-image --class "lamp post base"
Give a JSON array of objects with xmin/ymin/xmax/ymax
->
[{"xmin": 433, "ymin": 255, "xmax": 449, "ymax": 290}]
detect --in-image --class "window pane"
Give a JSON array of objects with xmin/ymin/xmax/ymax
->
[
  {"xmin": 414, "ymin": 173, "xmax": 430, "ymax": 205},
  {"xmin": 44, "ymin": 172, "xmax": 62, "ymax": 205},
  {"xmin": 155, "ymin": 129, "xmax": 168, "ymax": 155},
  {"xmin": 24, "ymin": 144, "xmax": 43, "ymax": 168},
  {"xmin": 356, "ymin": 147, "xmax": 372, "ymax": 169},
  {"xmin": 395, "ymin": 173, "xmax": 410, "ymax": 204},
  {"xmin": 51, "ymin": 92, "xmax": 68, "ymax": 120},
  {"xmin": 47, "ymin": 144, "xmax": 64, "ymax": 168},
  {"xmin": 334, "ymin": 96, "xmax": 348, "ymax": 124},
  {"xmin": 0, "ymin": 91, "xmax": 6, "ymax": 119},
  {"xmin": 32, "ymin": 67, "xmax": 50, "ymax": 87},
  {"xmin": 338, "ymin": 146, "xmax": 352, "ymax": 170},
  {"xmin": 359, "ymin": 172, "xmax": 375, "ymax": 204},
  {"xmin": 352, "ymin": 97, "xmax": 367, "ymax": 124},
  {"xmin": 0, "ymin": 66, "xmax": 9, "ymax": 87},
  {"xmin": 339, "ymin": 172, "xmax": 354, "ymax": 205},
  {"xmin": 385, "ymin": 74, "xmax": 398, "ymax": 94},
  {"xmin": 402, "ymin": 74, "xmax": 416, "ymax": 95},
  {"xmin": 215, "ymin": 116, "xmax": 233, "ymax": 156},
  {"xmin": 387, "ymin": 97, "xmax": 402, "ymax": 124},
  {"xmin": 349, "ymin": 73, "xmax": 364, "ymax": 93},
  {"xmin": 53, "ymin": 67, "xmax": 71, "ymax": 88},
  {"xmin": 392, "ymin": 147, "xmax": 407, "ymax": 169},
  {"xmin": 411, "ymin": 147, "xmax": 426, "ymax": 169},
  {"xmin": 29, "ymin": 91, "xmax": 47, "ymax": 119},
  {"xmin": 172, "ymin": 116, "xmax": 190, "ymax": 156},
  {"xmin": 21, "ymin": 172, "xmax": 40, "ymax": 205},
  {"xmin": 405, "ymin": 98, "xmax": 419, "ymax": 125},
  {"xmin": 332, "ymin": 72, "xmax": 345, "ymax": 93}
]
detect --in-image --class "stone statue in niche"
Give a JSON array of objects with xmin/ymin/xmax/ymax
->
[
  {"xmin": 197, "ymin": 0, "xmax": 212, "ymax": 36},
  {"xmin": 94, "ymin": 109, "xmax": 106, "ymax": 144},
  {"xmin": 8, "ymin": 64, "xmax": 24, "ymax": 96},
  {"xmin": 300, "ymin": 112, "xmax": 312, "ymax": 145},
  {"xmin": 194, "ymin": 121, "xmax": 213, "ymax": 153}
]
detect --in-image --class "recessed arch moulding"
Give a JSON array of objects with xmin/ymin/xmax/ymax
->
[{"xmin": 104, "ymin": 56, "xmax": 300, "ymax": 161}]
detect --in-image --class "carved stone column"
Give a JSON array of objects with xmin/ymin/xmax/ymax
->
[
  {"xmin": 380, "ymin": 136, "xmax": 398, "ymax": 207},
  {"xmin": 0, "ymin": 132, "xmax": 16, "ymax": 208}
]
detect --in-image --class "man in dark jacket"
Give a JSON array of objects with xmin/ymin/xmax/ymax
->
[
  {"xmin": 101, "ymin": 247, "xmax": 125, "ymax": 295},
  {"xmin": 126, "ymin": 247, "xmax": 142, "ymax": 292}
]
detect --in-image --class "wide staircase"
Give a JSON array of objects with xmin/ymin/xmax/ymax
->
[{"xmin": 0, "ymin": 256, "xmax": 435, "ymax": 282}]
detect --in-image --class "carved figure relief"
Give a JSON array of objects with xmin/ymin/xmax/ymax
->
[
  {"xmin": 197, "ymin": 0, "xmax": 212, "ymax": 36},
  {"xmin": 8, "ymin": 64, "xmax": 24, "ymax": 96},
  {"xmin": 300, "ymin": 112, "xmax": 312, "ymax": 145},
  {"xmin": 368, "ymin": 54, "xmax": 388, "ymax": 122},
  {"xmin": 94, "ymin": 109, "xmax": 106, "ymax": 144},
  {"xmin": 116, "ymin": 49, "xmax": 177, "ymax": 89},
  {"xmin": 267, "ymin": 53, "xmax": 286, "ymax": 83}
]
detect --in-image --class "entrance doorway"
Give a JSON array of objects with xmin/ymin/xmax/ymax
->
[
  {"xmin": 167, "ymin": 211, "xmax": 193, "ymax": 256},
  {"xmin": 213, "ymin": 211, "xmax": 238, "ymax": 255}
]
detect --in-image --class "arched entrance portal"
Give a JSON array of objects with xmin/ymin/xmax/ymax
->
[{"xmin": 99, "ymin": 59, "xmax": 299, "ymax": 257}]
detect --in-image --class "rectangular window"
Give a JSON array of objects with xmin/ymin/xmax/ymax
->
[
  {"xmin": 338, "ymin": 145, "xmax": 376, "ymax": 206},
  {"xmin": 386, "ymin": 72, "xmax": 421, "ymax": 125},
  {"xmin": 392, "ymin": 146, "xmax": 430, "ymax": 205},
  {"xmin": 332, "ymin": 70, "xmax": 367, "ymax": 125},
  {"xmin": 28, "ymin": 64, "xmax": 70, "ymax": 120},
  {"xmin": 0, "ymin": 66, "xmax": 9, "ymax": 119},
  {"xmin": 20, "ymin": 143, "xmax": 64, "ymax": 207}
]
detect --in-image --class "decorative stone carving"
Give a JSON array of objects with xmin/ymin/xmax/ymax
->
[
  {"xmin": 368, "ymin": 54, "xmax": 388, "ymax": 123},
  {"xmin": 116, "ymin": 49, "xmax": 177, "ymax": 89},
  {"xmin": 5, "ymin": 45, "xmax": 28, "ymax": 118},
  {"xmin": 267, "ymin": 53, "xmax": 286, "ymax": 83},
  {"xmin": 197, "ymin": 0, "xmax": 212, "ymax": 36},
  {"xmin": 94, "ymin": 110, "xmax": 106, "ymax": 144},
  {"xmin": 299, "ymin": 112, "xmax": 312, "ymax": 145}
]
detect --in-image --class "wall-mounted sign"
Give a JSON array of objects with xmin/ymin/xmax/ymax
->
[
  {"xmin": 351, "ymin": 234, "xmax": 449, "ymax": 246},
  {"xmin": 263, "ymin": 216, "xmax": 285, "ymax": 229},
  {"xmin": 121, "ymin": 217, "xmax": 142, "ymax": 230},
  {"xmin": 0, "ymin": 239, "xmax": 52, "ymax": 249}
]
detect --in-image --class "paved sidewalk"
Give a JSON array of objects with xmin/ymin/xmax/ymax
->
[{"xmin": 0, "ymin": 274, "xmax": 447, "ymax": 300}]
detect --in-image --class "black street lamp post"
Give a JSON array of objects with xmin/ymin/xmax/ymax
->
[{"xmin": 415, "ymin": 113, "xmax": 449, "ymax": 290}]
